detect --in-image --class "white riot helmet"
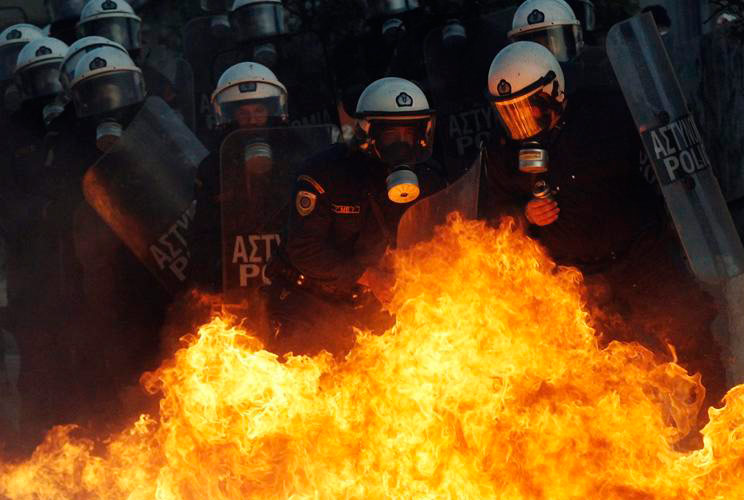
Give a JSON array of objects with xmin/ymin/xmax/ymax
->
[
  {"xmin": 368, "ymin": 0, "xmax": 420, "ymax": 18},
  {"xmin": 77, "ymin": 0, "xmax": 142, "ymax": 52},
  {"xmin": 14, "ymin": 37, "xmax": 68, "ymax": 101},
  {"xmin": 356, "ymin": 77, "xmax": 435, "ymax": 203},
  {"xmin": 508, "ymin": 0, "xmax": 583, "ymax": 62},
  {"xmin": 229, "ymin": 0, "xmax": 287, "ymax": 43},
  {"xmin": 0, "ymin": 24, "xmax": 44, "ymax": 81},
  {"xmin": 45, "ymin": 0, "xmax": 87, "ymax": 24},
  {"xmin": 211, "ymin": 61, "xmax": 288, "ymax": 128},
  {"xmin": 60, "ymin": 36, "xmax": 128, "ymax": 94},
  {"xmin": 70, "ymin": 46, "xmax": 145, "ymax": 150},
  {"xmin": 487, "ymin": 41, "xmax": 566, "ymax": 140}
]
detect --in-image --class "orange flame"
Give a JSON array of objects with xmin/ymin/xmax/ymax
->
[{"xmin": 1, "ymin": 215, "xmax": 743, "ymax": 499}]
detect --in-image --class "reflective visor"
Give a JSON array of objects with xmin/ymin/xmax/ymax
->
[
  {"xmin": 490, "ymin": 90, "xmax": 561, "ymax": 140},
  {"xmin": 513, "ymin": 25, "xmax": 582, "ymax": 62},
  {"xmin": 368, "ymin": 116, "xmax": 436, "ymax": 165},
  {"xmin": 79, "ymin": 18, "xmax": 141, "ymax": 51},
  {"xmin": 71, "ymin": 71, "xmax": 145, "ymax": 118},
  {"xmin": 0, "ymin": 42, "xmax": 21, "ymax": 81},
  {"xmin": 230, "ymin": 3, "xmax": 285, "ymax": 42},
  {"xmin": 16, "ymin": 62, "xmax": 63, "ymax": 100}
]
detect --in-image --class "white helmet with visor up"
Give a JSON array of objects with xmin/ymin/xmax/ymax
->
[
  {"xmin": 355, "ymin": 77, "xmax": 436, "ymax": 203},
  {"xmin": 77, "ymin": 0, "xmax": 142, "ymax": 51},
  {"xmin": 487, "ymin": 41, "xmax": 566, "ymax": 141},
  {"xmin": 508, "ymin": 0, "xmax": 583, "ymax": 62},
  {"xmin": 14, "ymin": 36, "xmax": 68, "ymax": 101},
  {"xmin": 211, "ymin": 61, "xmax": 288, "ymax": 128},
  {"xmin": 0, "ymin": 24, "xmax": 44, "ymax": 81}
]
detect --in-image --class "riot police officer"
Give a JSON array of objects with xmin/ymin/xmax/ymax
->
[
  {"xmin": 508, "ymin": 0, "xmax": 616, "ymax": 93},
  {"xmin": 191, "ymin": 61, "xmax": 289, "ymax": 293},
  {"xmin": 481, "ymin": 41, "xmax": 727, "ymax": 408},
  {"xmin": 0, "ymin": 24, "xmax": 44, "ymax": 115},
  {"xmin": 264, "ymin": 77, "xmax": 438, "ymax": 357}
]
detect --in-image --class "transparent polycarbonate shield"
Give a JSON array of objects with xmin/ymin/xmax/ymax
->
[
  {"xmin": 397, "ymin": 152, "xmax": 481, "ymax": 249},
  {"xmin": 182, "ymin": 15, "xmax": 237, "ymax": 143},
  {"xmin": 423, "ymin": 9, "xmax": 511, "ymax": 181},
  {"xmin": 82, "ymin": 97, "xmax": 208, "ymax": 293},
  {"xmin": 607, "ymin": 13, "xmax": 744, "ymax": 284},
  {"xmin": 220, "ymin": 125, "xmax": 334, "ymax": 305},
  {"xmin": 141, "ymin": 52, "xmax": 196, "ymax": 131}
]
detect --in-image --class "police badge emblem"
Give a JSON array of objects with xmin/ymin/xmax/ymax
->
[
  {"xmin": 296, "ymin": 190, "xmax": 317, "ymax": 216},
  {"xmin": 528, "ymin": 9, "xmax": 545, "ymax": 25},
  {"xmin": 497, "ymin": 79, "xmax": 512, "ymax": 96},
  {"xmin": 396, "ymin": 92, "xmax": 413, "ymax": 108}
]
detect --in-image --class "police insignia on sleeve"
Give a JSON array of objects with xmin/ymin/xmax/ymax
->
[{"xmin": 296, "ymin": 190, "xmax": 317, "ymax": 216}]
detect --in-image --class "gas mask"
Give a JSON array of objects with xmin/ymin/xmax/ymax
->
[
  {"xmin": 42, "ymin": 93, "xmax": 69, "ymax": 127},
  {"xmin": 382, "ymin": 18, "xmax": 406, "ymax": 46},
  {"xmin": 95, "ymin": 118, "xmax": 123, "ymax": 151},
  {"xmin": 386, "ymin": 165, "xmax": 419, "ymax": 203},
  {"xmin": 441, "ymin": 19, "xmax": 466, "ymax": 51},
  {"xmin": 518, "ymin": 140, "xmax": 548, "ymax": 173},
  {"xmin": 253, "ymin": 43, "xmax": 278, "ymax": 69},
  {"xmin": 243, "ymin": 138, "xmax": 273, "ymax": 174}
]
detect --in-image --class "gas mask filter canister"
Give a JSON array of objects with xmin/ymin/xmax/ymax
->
[
  {"xmin": 96, "ymin": 119, "xmax": 123, "ymax": 152},
  {"xmin": 518, "ymin": 140, "xmax": 549, "ymax": 173},
  {"xmin": 386, "ymin": 166, "xmax": 420, "ymax": 203}
]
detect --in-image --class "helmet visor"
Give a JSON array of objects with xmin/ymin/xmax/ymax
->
[
  {"xmin": 368, "ymin": 0, "xmax": 419, "ymax": 17},
  {"xmin": 490, "ymin": 89, "xmax": 563, "ymax": 140},
  {"xmin": 368, "ymin": 116, "xmax": 436, "ymax": 165},
  {"xmin": 0, "ymin": 42, "xmax": 22, "ymax": 81},
  {"xmin": 78, "ymin": 18, "xmax": 141, "ymax": 51},
  {"xmin": 46, "ymin": 0, "xmax": 86, "ymax": 23},
  {"xmin": 230, "ymin": 3, "xmax": 286, "ymax": 42},
  {"xmin": 16, "ymin": 62, "xmax": 63, "ymax": 100},
  {"xmin": 201, "ymin": 0, "xmax": 230, "ymax": 11},
  {"xmin": 512, "ymin": 24, "xmax": 582, "ymax": 62},
  {"xmin": 71, "ymin": 70, "xmax": 145, "ymax": 117}
]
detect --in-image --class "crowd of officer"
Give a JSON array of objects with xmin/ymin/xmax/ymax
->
[{"xmin": 0, "ymin": 0, "xmax": 726, "ymax": 458}]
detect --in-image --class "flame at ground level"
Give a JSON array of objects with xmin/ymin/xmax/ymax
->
[{"xmin": 2, "ymin": 215, "xmax": 744, "ymax": 499}]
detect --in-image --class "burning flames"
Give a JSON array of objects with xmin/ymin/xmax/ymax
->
[{"xmin": 2, "ymin": 215, "xmax": 744, "ymax": 499}]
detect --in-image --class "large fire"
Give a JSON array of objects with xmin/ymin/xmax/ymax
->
[{"xmin": 2, "ymin": 215, "xmax": 744, "ymax": 499}]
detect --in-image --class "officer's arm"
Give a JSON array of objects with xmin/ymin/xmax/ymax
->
[{"xmin": 284, "ymin": 177, "xmax": 366, "ymax": 289}]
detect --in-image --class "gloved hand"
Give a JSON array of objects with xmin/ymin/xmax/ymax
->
[{"xmin": 525, "ymin": 198, "xmax": 559, "ymax": 226}]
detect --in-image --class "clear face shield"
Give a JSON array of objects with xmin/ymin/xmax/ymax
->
[
  {"xmin": 363, "ymin": 115, "xmax": 436, "ymax": 203},
  {"xmin": 489, "ymin": 71, "xmax": 564, "ymax": 141},
  {"xmin": 46, "ymin": 0, "xmax": 87, "ymax": 23},
  {"xmin": 513, "ymin": 24, "xmax": 583, "ymax": 63},
  {"xmin": 78, "ymin": 17, "xmax": 141, "ymax": 51},
  {"xmin": 212, "ymin": 81, "xmax": 287, "ymax": 128},
  {"xmin": 0, "ymin": 42, "xmax": 23, "ymax": 81},
  {"xmin": 71, "ymin": 70, "xmax": 146, "ymax": 118},
  {"xmin": 15, "ymin": 61, "xmax": 64, "ymax": 100},
  {"xmin": 230, "ymin": 3, "xmax": 286, "ymax": 42}
]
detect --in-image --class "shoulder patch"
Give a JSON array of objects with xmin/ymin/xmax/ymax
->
[
  {"xmin": 296, "ymin": 190, "xmax": 317, "ymax": 216},
  {"xmin": 298, "ymin": 174, "xmax": 325, "ymax": 194}
]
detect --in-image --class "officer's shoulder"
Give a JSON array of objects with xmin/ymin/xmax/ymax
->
[{"xmin": 296, "ymin": 143, "xmax": 352, "ymax": 195}]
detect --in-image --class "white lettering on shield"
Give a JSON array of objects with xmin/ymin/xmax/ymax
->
[
  {"xmin": 149, "ymin": 201, "xmax": 196, "ymax": 282},
  {"xmin": 232, "ymin": 233, "xmax": 281, "ymax": 286}
]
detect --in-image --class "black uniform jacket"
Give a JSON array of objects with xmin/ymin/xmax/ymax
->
[
  {"xmin": 482, "ymin": 89, "xmax": 663, "ymax": 269},
  {"xmin": 272, "ymin": 144, "xmax": 411, "ymax": 292}
]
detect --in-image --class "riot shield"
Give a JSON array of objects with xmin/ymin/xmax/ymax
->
[
  {"xmin": 182, "ymin": 16, "xmax": 237, "ymax": 144},
  {"xmin": 607, "ymin": 13, "xmax": 744, "ymax": 285},
  {"xmin": 141, "ymin": 48, "xmax": 196, "ymax": 132},
  {"xmin": 397, "ymin": 152, "xmax": 481, "ymax": 249},
  {"xmin": 423, "ymin": 8, "xmax": 513, "ymax": 182},
  {"xmin": 220, "ymin": 125, "xmax": 334, "ymax": 305},
  {"xmin": 82, "ymin": 96, "xmax": 207, "ymax": 294}
]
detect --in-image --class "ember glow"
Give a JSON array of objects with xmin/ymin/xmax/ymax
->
[{"xmin": 2, "ymin": 215, "xmax": 744, "ymax": 499}]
